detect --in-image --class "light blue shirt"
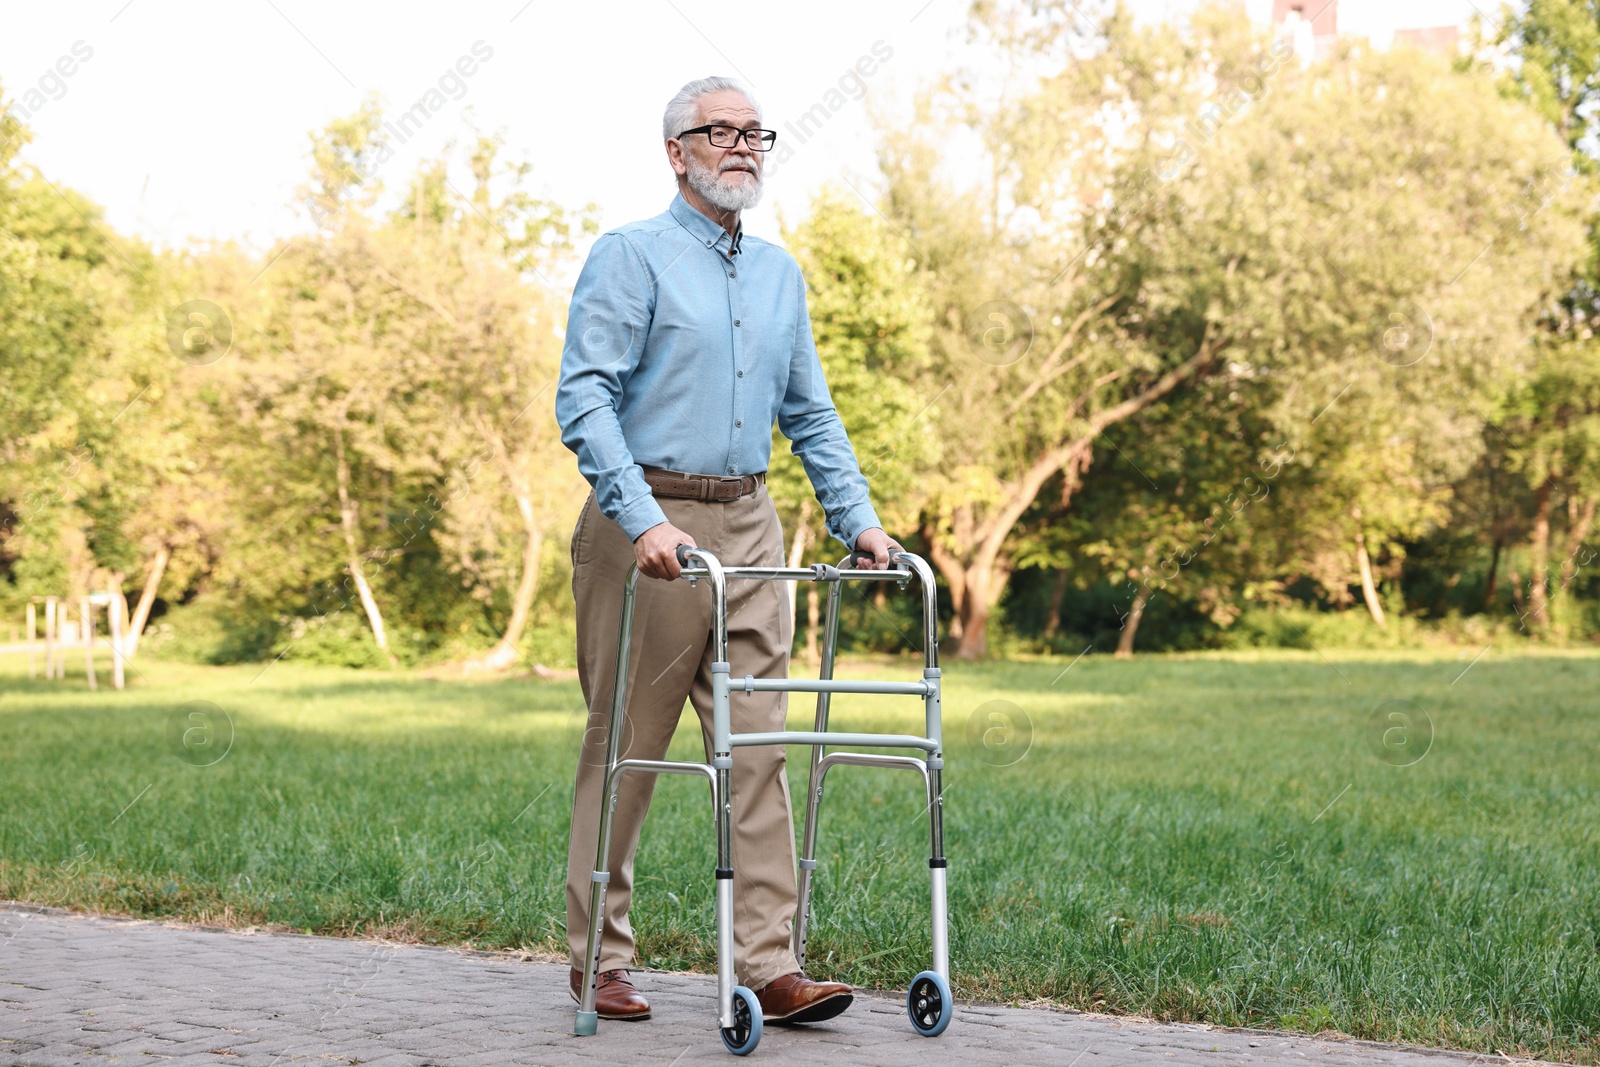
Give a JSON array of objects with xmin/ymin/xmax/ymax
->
[{"xmin": 555, "ymin": 194, "xmax": 881, "ymax": 548}]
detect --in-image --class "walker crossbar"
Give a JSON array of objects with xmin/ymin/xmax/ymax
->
[
  {"xmin": 729, "ymin": 731, "xmax": 939, "ymax": 752},
  {"xmin": 574, "ymin": 546, "xmax": 951, "ymax": 1053},
  {"xmin": 817, "ymin": 751, "xmax": 931, "ymax": 783},
  {"xmin": 739, "ymin": 678, "xmax": 930, "ymax": 696},
  {"xmin": 679, "ymin": 564, "xmax": 913, "ymax": 583}
]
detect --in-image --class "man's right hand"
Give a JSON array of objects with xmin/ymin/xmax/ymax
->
[{"xmin": 634, "ymin": 521, "xmax": 697, "ymax": 580}]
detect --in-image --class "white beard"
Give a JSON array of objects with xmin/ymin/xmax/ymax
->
[{"xmin": 686, "ymin": 154, "xmax": 763, "ymax": 212}]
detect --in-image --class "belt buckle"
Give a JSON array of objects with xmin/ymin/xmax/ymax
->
[{"xmin": 716, "ymin": 474, "xmax": 745, "ymax": 501}]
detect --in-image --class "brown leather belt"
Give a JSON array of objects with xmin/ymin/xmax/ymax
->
[{"xmin": 640, "ymin": 466, "xmax": 765, "ymax": 502}]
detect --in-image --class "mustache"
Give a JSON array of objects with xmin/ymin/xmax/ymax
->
[{"xmin": 719, "ymin": 159, "xmax": 758, "ymax": 176}]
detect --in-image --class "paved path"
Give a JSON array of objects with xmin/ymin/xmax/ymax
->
[{"xmin": 0, "ymin": 905, "xmax": 1539, "ymax": 1066}]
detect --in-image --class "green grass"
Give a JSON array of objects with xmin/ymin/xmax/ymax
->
[{"xmin": 1, "ymin": 647, "xmax": 1597, "ymax": 1061}]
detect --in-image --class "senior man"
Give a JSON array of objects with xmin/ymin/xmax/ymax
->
[{"xmin": 555, "ymin": 75, "xmax": 901, "ymax": 1026}]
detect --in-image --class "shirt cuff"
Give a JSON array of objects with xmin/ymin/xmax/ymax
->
[
  {"xmin": 616, "ymin": 494, "xmax": 669, "ymax": 543},
  {"xmin": 831, "ymin": 503, "xmax": 882, "ymax": 552}
]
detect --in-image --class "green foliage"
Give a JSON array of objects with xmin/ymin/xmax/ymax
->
[
  {"xmin": 1483, "ymin": 0, "xmax": 1600, "ymax": 639},
  {"xmin": 273, "ymin": 611, "xmax": 397, "ymax": 670},
  {"xmin": 1498, "ymin": 0, "xmax": 1600, "ymax": 172},
  {"xmin": 0, "ymin": 92, "xmax": 172, "ymax": 616},
  {"xmin": 5, "ymin": 9, "xmax": 1600, "ymax": 667},
  {"xmin": 141, "ymin": 600, "xmax": 282, "ymax": 666},
  {"xmin": 1222, "ymin": 605, "xmax": 1488, "ymax": 651},
  {"xmin": 773, "ymin": 188, "xmax": 937, "ymax": 548},
  {"xmin": 871, "ymin": 0, "xmax": 1590, "ymax": 655}
]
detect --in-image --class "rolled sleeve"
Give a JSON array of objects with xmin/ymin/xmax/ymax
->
[
  {"xmin": 555, "ymin": 234, "xmax": 668, "ymax": 541},
  {"xmin": 777, "ymin": 270, "xmax": 882, "ymax": 550}
]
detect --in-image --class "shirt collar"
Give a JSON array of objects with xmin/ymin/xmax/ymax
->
[{"xmin": 670, "ymin": 192, "xmax": 744, "ymax": 256}]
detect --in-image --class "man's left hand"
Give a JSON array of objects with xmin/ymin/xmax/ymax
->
[{"xmin": 854, "ymin": 527, "xmax": 904, "ymax": 570}]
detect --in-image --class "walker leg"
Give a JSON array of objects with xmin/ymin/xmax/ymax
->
[
  {"xmin": 793, "ymin": 581, "xmax": 844, "ymax": 968},
  {"xmin": 716, "ymin": 774, "xmax": 736, "ymax": 1027},
  {"xmin": 927, "ymin": 765, "xmax": 949, "ymax": 979},
  {"xmin": 701, "ymin": 558, "xmax": 760, "ymax": 1053},
  {"xmin": 575, "ymin": 572, "xmax": 641, "ymax": 1037},
  {"xmin": 575, "ymin": 862, "xmax": 608, "ymax": 1036},
  {"xmin": 913, "ymin": 554, "xmax": 950, "ymax": 983},
  {"xmin": 577, "ymin": 761, "xmax": 623, "ymax": 1035},
  {"xmin": 712, "ymin": 664, "xmax": 737, "ymax": 1030},
  {"xmin": 925, "ymin": 667, "xmax": 949, "ymax": 979}
]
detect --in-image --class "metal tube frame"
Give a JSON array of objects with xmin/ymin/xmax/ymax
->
[
  {"xmin": 574, "ymin": 547, "xmax": 948, "ymax": 1040},
  {"xmin": 792, "ymin": 552, "xmax": 947, "ymax": 979}
]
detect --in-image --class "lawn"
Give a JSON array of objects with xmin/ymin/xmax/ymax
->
[{"xmin": 1, "ymin": 646, "xmax": 1596, "ymax": 1061}]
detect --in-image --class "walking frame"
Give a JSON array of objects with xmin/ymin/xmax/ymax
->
[{"xmin": 574, "ymin": 546, "xmax": 953, "ymax": 1054}]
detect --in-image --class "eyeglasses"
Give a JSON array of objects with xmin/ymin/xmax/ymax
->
[{"xmin": 676, "ymin": 124, "xmax": 778, "ymax": 152}]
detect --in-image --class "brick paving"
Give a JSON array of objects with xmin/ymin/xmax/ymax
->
[{"xmin": 0, "ymin": 904, "xmax": 1544, "ymax": 1066}]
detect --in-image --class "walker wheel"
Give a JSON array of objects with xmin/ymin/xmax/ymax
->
[
  {"xmin": 720, "ymin": 985, "xmax": 763, "ymax": 1055},
  {"xmin": 907, "ymin": 970, "xmax": 952, "ymax": 1037}
]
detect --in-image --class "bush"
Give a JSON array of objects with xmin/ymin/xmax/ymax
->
[
  {"xmin": 277, "ymin": 611, "xmax": 396, "ymax": 669},
  {"xmin": 522, "ymin": 619, "xmax": 578, "ymax": 669},
  {"xmin": 1220, "ymin": 604, "xmax": 1513, "ymax": 650},
  {"xmin": 142, "ymin": 599, "xmax": 280, "ymax": 664},
  {"xmin": 144, "ymin": 599, "xmax": 398, "ymax": 668}
]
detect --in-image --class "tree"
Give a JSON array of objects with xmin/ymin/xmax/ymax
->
[
  {"xmin": 1042, "ymin": 377, "xmax": 1291, "ymax": 656},
  {"xmin": 215, "ymin": 107, "xmax": 595, "ymax": 669},
  {"xmin": 0, "ymin": 84, "xmax": 174, "ymax": 639},
  {"xmin": 878, "ymin": 0, "xmax": 1587, "ymax": 656},
  {"xmin": 1495, "ymin": 344, "xmax": 1600, "ymax": 632},
  {"xmin": 772, "ymin": 189, "xmax": 937, "ymax": 656},
  {"xmin": 224, "ymin": 101, "xmax": 448, "ymax": 664},
  {"xmin": 389, "ymin": 131, "xmax": 594, "ymax": 673},
  {"xmin": 1496, "ymin": 0, "xmax": 1600, "ymax": 635}
]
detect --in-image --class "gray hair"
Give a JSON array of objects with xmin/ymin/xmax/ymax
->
[{"xmin": 662, "ymin": 76, "xmax": 760, "ymax": 142}]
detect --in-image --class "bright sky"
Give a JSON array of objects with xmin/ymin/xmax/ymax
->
[{"xmin": 1, "ymin": 0, "xmax": 1492, "ymax": 261}]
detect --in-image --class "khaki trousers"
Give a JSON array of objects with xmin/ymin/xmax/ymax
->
[{"xmin": 564, "ymin": 485, "xmax": 800, "ymax": 989}]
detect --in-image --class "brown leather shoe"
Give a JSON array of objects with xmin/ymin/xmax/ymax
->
[
  {"xmin": 569, "ymin": 967, "xmax": 651, "ymax": 1020},
  {"xmin": 755, "ymin": 972, "xmax": 854, "ymax": 1024}
]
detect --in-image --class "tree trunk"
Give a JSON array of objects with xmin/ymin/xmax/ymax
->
[
  {"xmin": 1527, "ymin": 480, "xmax": 1552, "ymax": 630},
  {"xmin": 123, "ymin": 544, "xmax": 170, "ymax": 661},
  {"xmin": 1551, "ymin": 494, "xmax": 1596, "ymax": 630},
  {"xmin": 1558, "ymin": 495, "xmax": 1595, "ymax": 594},
  {"xmin": 464, "ymin": 494, "xmax": 544, "ymax": 673},
  {"xmin": 1353, "ymin": 506, "xmax": 1386, "ymax": 627},
  {"xmin": 1482, "ymin": 536, "xmax": 1502, "ymax": 612},
  {"xmin": 1114, "ymin": 585, "xmax": 1149, "ymax": 659},
  {"xmin": 946, "ymin": 558, "xmax": 1014, "ymax": 659},
  {"xmin": 958, "ymin": 596, "xmax": 994, "ymax": 659},
  {"xmin": 333, "ymin": 426, "xmax": 396, "ymax": 664},
  {"xmin": 1042, "ymin": 569, "xmax": 1069, "ymax": 638},
  {"xmin": 923, "ymin": 520, "xmax": 967, "ymax": 644},
  {"xmin": 925, "ymin": 548, "xmax": 1016, "ymax": 660}
]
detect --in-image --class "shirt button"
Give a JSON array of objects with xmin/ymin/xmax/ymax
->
[
  {"xmin": 728, "ymin": 270, "xmax": 737, "ymax": 278},
  {"xmin": 727, "ymin": 467, "xmax": 736, "ymax": 474},
  {"xmin": 737, "ymin": 370, "xmax": 744, "ymax": 377},
  {"xmin": 734, "ymin": 319, "xmax": 741, "ymax": 327},
  {"xmin": 735, "ymin": 419, "xmax": 743, "ymax": 427}
]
